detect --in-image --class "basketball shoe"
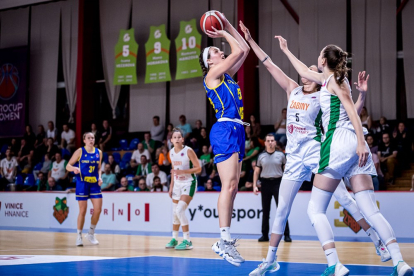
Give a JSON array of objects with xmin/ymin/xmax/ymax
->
[
  {"xmin": 165, "ymin": 238, "xmax": 178, "ymax": 249},
  {"xmin": 249, "ymin": 258, "xmax": 280, "ymax": 276},
  {"xmin": 391, "ymin": 261, "xmax": 413, "ymax": 276},
  {"xmin": 76, "ymin": 235, "xmax": 83, "ymax": 246},
  {"xmin": 85, "ymin": 233, "xmax": 99, "ymax": 245},
  {"xmin": 321, "ymin": 263, "xmax": 349, "ymax": 276},
  {"xmin": 212, "ymin": 238, "xmax": 245, "ymax": 266},
  {"xmin": 175, "ymin": 240, "xmax": 193, "ymax": 250},
  {"xmin": 376, "ymin": 241, "xmax": 391, "ymax": 262}
]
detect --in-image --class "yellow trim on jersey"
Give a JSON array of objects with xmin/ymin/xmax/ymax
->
[
  {"xmin": 79, "ymin": 148, "xmax": 83, "ymax": 181},
  {"xmin": 85, "ymin": 146, "xmax": 95, "ymax": 154},
  {"xmin": 213, "ymin": 89, "xmax": 225, "ymax": 118},
  {"xmin": 76, "ymin": 195, "xmax": 88, "ymax": 197},
  {"xmin": 224, "ymin": 82, "xmax": 243, "ymax": 119},
  {"xmin": 90, "ymin": 193, "xmax": 102, "ymax": 195},
  {"xmin": 204, "ymin": 75, "xmax": 224, "ymax": 90},
  {"xmin": 84, "ymin": 176, "xmax": 97, "ymax": 183}
]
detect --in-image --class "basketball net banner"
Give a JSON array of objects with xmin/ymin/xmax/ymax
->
[
  {"xmin": 175, "ymin": 19, "xmax": 203, "ymax": 80},
  {"xmin": 0, "ymin": 47, "xmax": 28, "ymax": 138},
  {"xmin": 145, "ymin": 24, "xmax": 171, "ymax": 83},
  {"xmin": 114, "ymin": 28, "xmax": 138, "ymax": 85}
]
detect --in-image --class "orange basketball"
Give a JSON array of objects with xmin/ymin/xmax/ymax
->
[{"xmin": 200, "ymin": 10, "xmax": 226, "ymax": 34}]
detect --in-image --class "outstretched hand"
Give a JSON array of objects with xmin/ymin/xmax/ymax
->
[
  {"xmin": 275, "ymin": 36, "xmax": 288, "ymax": 52},
  {"xmin": 354, "ymin": 71, "xmax": 369, "ymax": 93},
  {"xmin": 239, "ymin": 21, "xmax": 252, "ymax": 41},
  {"xmin": 206, "ymin": 26, "xmax": 226, "ymax": 38}
]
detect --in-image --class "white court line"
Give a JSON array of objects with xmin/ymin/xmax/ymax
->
[{"xmin": 0, "ymin": 255, "xmax": 118, "ymax": 266}]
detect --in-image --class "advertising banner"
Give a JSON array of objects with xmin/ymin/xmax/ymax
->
[
  {"xmin": 145, "ymin": 24, "xmax": 171, "ymax": 83},
  {"xmin": 0, "ymin": 47, "xmax": 28, "ymax": 137},
  {"xmin": 114, "ymin": 28, "xmax": 138, "ymax": 85},
  {"xmin": 174, "ymin": 19, "xmax": 203, "ymax": 80}
]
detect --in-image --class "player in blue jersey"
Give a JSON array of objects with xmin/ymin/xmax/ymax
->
[
  {"xmin": 199, "ymin": 15, "xmax": 250, "ymax": 266},
  {"xmin": 66, "ymin": 132, "xmax": 103, "ymax": 247}
]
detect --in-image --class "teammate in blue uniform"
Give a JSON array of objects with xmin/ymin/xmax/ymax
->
[
  {"xmin": 67, "ymin": 132, "xmax": 103, "ymax": 247},
  {"xmin": 199, "ymin": 15, "xmax": 250, "ymax": 266}
]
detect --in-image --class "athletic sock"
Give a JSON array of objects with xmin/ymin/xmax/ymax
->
[
  {"xmin": 387, "ymin": 242, "xmax": 403, "ymax": 266},
  {"xmin": 77, "ymin": 229, "xmax": 82, "ymax": 236},
  {"xmin": 365, "ymin": 227, "xmax": 380, "ymax": 247},
  {"xmin": 183, "ymin": 232, "xmax": 190, "ymax": 241},
  {"xmin": 172, "ymin": 231, "xmax": 179, "ymax": 239},
  {"xmin": 220, "ymin": 227, "xmax": 231, "ymax": 241},
  {"xmin": 325, "ymin": 248, "xmax": 339, "ymax": 267},
  {"xmin": 266, "ymin": 246, "xmax": 277, "ymax": 263},
  {"xmin": 88, "ymin": 224, "xmax": 96, "ymax": 235}
]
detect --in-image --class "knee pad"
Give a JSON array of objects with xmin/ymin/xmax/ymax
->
[
  {"xmin": 176, "ymin": 201, "xmax": 188, "ymax": 226},
  {"xmin": 334, "ymin": 183, "xmax": 363, "ymax": 222},
  {"xmin": 307, "ymin": 187, "xmax": 332, "ymax": 225},
  {"xmin": 172, "ymin": 203, "xmax": 180, "ymax": 225}
]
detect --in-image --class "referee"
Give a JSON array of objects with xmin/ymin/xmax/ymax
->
[{"xmin": 253, "ymin": 133, "xmax": 291, "ymax": 242}]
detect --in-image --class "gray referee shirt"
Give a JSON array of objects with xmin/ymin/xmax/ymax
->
[{"xmin": 256, "ymin": 150, "xmax": 286, "ymax": 178}]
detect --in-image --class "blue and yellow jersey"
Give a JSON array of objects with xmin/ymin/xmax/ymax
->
[
  {"xmin": 203, "ymin": 73, "xmax": 244, "ymax": 120},
  {"xmin": 76, "ymin": 147, "xmax": 100, "ymax": 183}
]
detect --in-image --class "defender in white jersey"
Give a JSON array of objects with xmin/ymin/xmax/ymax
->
[
  {"xmin": 166, "ymin": 129, "xmax": 201, "ymax": 251},
  {"xmin": 239, "ymin": 22, "xmax": 391, "ymax": 276},
  {"xmin": 276, "ymin": 37, "xmax": 412, "ymax": 276}
]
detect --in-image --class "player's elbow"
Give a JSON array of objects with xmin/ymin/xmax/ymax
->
[{"xmin": 195, "ymin": 167, "xmax": 202, "ymax": 174}]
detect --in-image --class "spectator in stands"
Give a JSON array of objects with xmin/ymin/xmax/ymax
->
[
  {"xmin": 245, "ymin": 125, "xmax": 253, "ymax": 153},
  {"xmin": 192, "ymin": 120, "xmax": 203, "ymax": 140},
  {"xmin": 36, "ymin": 171, "xmax": 48, "ymax": 191},
  {"xmin": 250, "ymin": 114, "xmax": 262, "ymax": 138},
  {"xmin": 197, "ymin": 127, "xmax": 210, "ymax": 153},
  {"xmin": 176, "ymin": 115, "xmax": 192, "ymax": 139},
  {"xmin": 99, "ymin": 120, "xmax": 112, "ymax": 151},
  {"xmin": 9, "ymin": 138, "xmax": 19, "ymax": 156},
  {"xmin": 371, "ymin": 152, "xmax": 384, "ymax": 191},
  {"xmin": 188, "ymin": 120, "xmax": 202, "ymax": 152},
  {"xmin": 146, "ymin": 163, "xmax": 168, "ymax": 191},
  {"xmin": 134, "ymin": 155, "xmax": 152, "ymax": 180},
  {"xmin": 143, "ymin": 132, "xmax": 156, "ymax": 155},
  {"xmin": 48, "ymin": 152, "xmax": 69, "ymax": 187},
  {"xmin": 46, "ymin": 138, "xmax": 59, "ymax": 160},
  {"xmin": 116, "ymin": 177, "xmax": 132, "ymax": 192},
  {"xmin": 164, "ymin": 123, "xmax": 174, "ymax": 149},
  {"xmin": 151, "ymin": 116, "xmax": 164, "ymax": 143},
  {"xmin": 0, "ymin": 149, "xmax": 18, "ymax": 191},
  {"xmin": 34, "ymin": 125, "xmax": 46, "ymax": 148},
  {"xmin": 47, "ymin": 121, "xmax": 59, "ymax": 144},
  {"xmin": 155, "ymin": 147, "xmax": 162, "ymax": 165},
  {"xmin": 359, "ymin": 106, "xmax": 372, "ymax": 130},
  {"xmin": 205, "ymin": 179, "xmax": 216, "ymax": 191},
  {"xmin": 101, "ymin": 154, "xmax": 120, "ymax": 176},
  {"xmin": 131, "ymin": 143, "xmax": 151, "ymax": 167},
  {"xmin": 152, "ymin": 176, "xmax": 164, "ymax": 192},
  {"xmin": 376, "ymin": 116, "xmax": 390, "ymax": 141},
  {"xmin": 91, "ymin": 123, "xmax": 100, "ymax": 147},
  {"xmin": 136, "ymin": 177, "xmax": 150, "ymax": 192},
  {"xmin": 378, "ymin": 133, "xmax": 398, "ymax": 185},
  {"xmin": 274, "ymin": 108, "xmax": 287, "ymax": 145},
  {"xmin": 158, "ymin": 145, "xmax": 171, "ymax": 174},
  {"xmin": 24, "ymin": 124, "xmax": 36, "ymax": 147},
  {"xmin": 21, "ymin": 150, "xmax": 34, "ymax": 174},
  {"xmin": 199, "ymin": 145, "xmax": 212, "ymax": 185},
  {"xmin": 47, "ymin": 177, "xmax": 63, "ymax": 191},
  {"xmin": 17, "ymin": 138, "xmax": 32, "ymax": 167},
  {"xmin": 243, "ymin": 137, "xmax": 261, "ymax": 163},
  {"xmin": 101, "ymin": 163, "xmax": 116, "ymax": 191},
  {"xmin": 393, "ymin": 122, "xmax": 412, "ymax": 169},
  {"xmin": 366, "ymin": 134, "xmax": 378, "ymax": 154},
  {"xmin": 60, "ymin": 124, "xmax": 76, "ymax": 152},
  {"xmin": 34, "ymin": 153, "xmax": 52, "ymax": 179},
  {"xmin": 34, "ymin": 137, "xmax": 48, "ymax": 162}
]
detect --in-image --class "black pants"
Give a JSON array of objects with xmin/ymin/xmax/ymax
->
[{"xmin": 260, "ymin": 177, "xmax": 290, "ymax": 237}]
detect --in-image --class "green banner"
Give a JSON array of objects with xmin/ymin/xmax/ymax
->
[
  {"xmin": 114, "ymin": 28, "xmax": 138, "ymax": 85},
  {"xmin": 145, "ymin": 24, "xmax": 171, "ymax": 83},
  {"xmin": 175, "ymin": 19, "xmax": 203, "ymax": 80}
]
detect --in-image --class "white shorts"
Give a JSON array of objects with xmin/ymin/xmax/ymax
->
[
  {"xmin": 283, "ymin": 139, "xmax": 321, "ymax": 182},
  {"xmin": 318, "ymin": 128, "xmax": 377, "ymax": 179},
  {"xmin": 172, "ymin": 179, "xmax": 197, "ymax": 201}
]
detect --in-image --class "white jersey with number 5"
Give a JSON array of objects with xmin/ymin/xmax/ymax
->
[
  {"xmin": 285, "ymin": 86, "xmax": 323, "ymax": 154},
  {"xmin": 170, "ymin": 146, "xmax": 195, "ymax": 182}
]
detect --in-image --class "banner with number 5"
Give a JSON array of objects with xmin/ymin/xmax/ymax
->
[
  {"xmin": 114, "ymin": 28, "xmax": 138, "ymax": 85},
  {"xmin": 145, "ymin": 24, "xmax": 171, "ymax": 83},
  {"xmin": 175, "ymin": 19, "xmax": 203, "ymax": 80}
]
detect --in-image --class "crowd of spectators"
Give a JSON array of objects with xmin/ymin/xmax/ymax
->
[{"xmin": 1, "ymin": 108, "xmax": 413, "ymax": 192}]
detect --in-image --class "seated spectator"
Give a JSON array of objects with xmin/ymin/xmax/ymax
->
[
  {"xmin": 245, "ymin": 125, "xmax": 253, "ymax": 153},
  {"xmin": 192, "ymin": 120, "xmax": 203, "ymax": 141},
  {"xmin": 34, "ymin": 125, "xmax": 46, "ymax": 148},
  {"xmin": 154, "ymin": 147, "xmax": 162, "ymax": 165},
  {"xmin": 116, "ymin": 177, "xmax": 133, "ymax": 192},
  {"xmin": 48, "ymin": 152, "xmax": 69, "ymax": 188},
  {"xmin": 176, "ymin": 115, "xmax": 192, "ymax": 139},
  {"xmin": 243, "ymin": 137, "xmax": 261, "ymax": 163},
  {"xmin": 99, "ymin": 120, "xmax": 112, "ymax": 151},
  {"xmin": 47, "ymin": 121, "xmax": 59, "ymax": 144},
  {"xmin": 133, "ymin": 155, "xmax": 152, "ymax": 181},
  {"xmin": 360, "ymin": 107, "xmax": 372, "ymax": 130},
  {"xmin": 24, "ymin": 124, "xmax": 36, "ymax": 147},
  {"xmin": 136, "ymin": 177, "xmax": 150, "ymax": 191},
  {"xmin": 34, "ymin": 137, "xmax": 48, "ymax": 163},
  {"xmin": 238, "ymin": 162, "xmax": 247, "ymax": 189},
  {"xmin": 40, "ymin": 153, "xmax": 52, "ymax": 174},
  {"xmin": 101, "ymin": 163, "xmax": 116, "ymax": 191},
  {"xmin": 46, "ymin": 138, "xmax": 59, "ymax": 160},
  {"xmin": 199, "ymin": 145, "xmax": 213, "ymax": 184},
  {"xmin": 164, "ymin": 123, "xmax": 174, "ymax": 149},
  {"xmin": 152, "ymin": 176, "xmax": 164, "ymax": 192},
  {"xmin": 21, "ymin": 151, "xmax": 35, "ymax": 174},
  {"xmin": 131, "ymin": 143, "xmax": 151, "ymax": 168},
  {"xmin": 197, "ymin": 127, "xmax": 210, "ymax": 153},
  {"xmin": 274, "ymin": 108, "xmax": 287, "ymax": 145},
  {"xmin": 205, "ymin": 179, "xmax": 216, "ymax": 191},
  {"xmin": 36, "ymin": 171, "xmax": 48, "ymax": 191},
  {"xmin": 158, "ymin": 146, "xmax": 171, "ymax": 174},
  {"xmin": 47, "ymin": 177, "xmax": 63, "ymax": 191},
  {"xmin": 250, "ymin": 114, "xmax": 261, "ymax": 138},
  {"xmin": 378, "ymin": 133, "xmax": 398, "ymax": 185},
  {"xmin": 366, "ymin": 134, "xmax": 378, "ymax": 154},
  {"xmin": 371, "ymin": 153, "xmax": 384, "ymax": 191},
  {"xmin": 91, "ymin": 123, "xmax": 101, "ymax": 147},
  {"xmin": 101, "ymin": 154, "xmax": 120, "ymax": 176},
  {"xmin": 376, "ymin": 116, "xmax": 390, "ymax": 141},
  {"xmin": 0, "ymin": 149, "xmax": 18, "ymax": 191},
  {"xmin": 151, "ymin": 116, "xmax": 164, "ymax": 143},
  {"xmin": 143, "ymin": 132, "xmax": 156, "ymax": 155},
  {"xmin": 60, "ymin": 124, "xmax": 76, "ymax": 152},
  {"xmin": 393, "ymin": 122, "xmax": 412, "ymax": 169},
  {"xmin": 146, "ymin": 164, "xmax": 168, "ymax": 191},
  {"xmin": 9, "ymin": 138, "xmax": 19, "ymax": 156},
  {"xmin": 17, "ymin": 139, "xmax": 32, "ymax": 167}
]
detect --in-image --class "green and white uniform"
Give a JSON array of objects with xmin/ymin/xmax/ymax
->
[
  {"xmin": 170, "ymin": 146, "xmax": 197, "ymax": 200},
  {"xmin": 317, "ymin": 74, "xmax": 376, "ymax": 178}
]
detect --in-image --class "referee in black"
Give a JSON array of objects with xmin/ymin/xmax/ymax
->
[{"xmin": 253, "ymin": 133, "xmax": 291, "ymax": 242}]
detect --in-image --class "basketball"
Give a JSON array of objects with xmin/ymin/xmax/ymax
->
[{"xmin": 200, "ymin": 10, "xmax": 226, "ymax": 34}]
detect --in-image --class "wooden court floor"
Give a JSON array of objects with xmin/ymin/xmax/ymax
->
[{"xmin": 1, "ymin": 230, "xmax": 413, "ymax": 266}]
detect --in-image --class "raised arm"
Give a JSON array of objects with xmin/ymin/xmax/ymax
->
[
  {"xmin": 275, "ymin": 36, "xmax": 324, "ymax": 84},
  {"xmin": 353, "ymin": 71, "xmax": 369, "ymax": 115},
  {"xmin": 240, "ymin": 21, "xmax": 298, "ymax": 98}
]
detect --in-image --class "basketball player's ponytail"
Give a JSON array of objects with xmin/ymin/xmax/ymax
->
[
  {"xmin": 322, "ymin": 45, "xmax": 350, "ymax": 85},
  {"xmin": 199, "ymin": 47, "xmax": 210, "ymax": 77}
]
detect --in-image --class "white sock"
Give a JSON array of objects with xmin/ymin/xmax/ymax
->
[
  {"xmin": 88, "ymin": 224, "xmax": 96, "ymax": 235},
  {"xmin": 266, "ymin": 246, "xmax": 277, "ymax": 263},
  {"xmin": 387, "ymin": 242, "xmax": 403, "ymax": 266},
  {"xmin": 220, "ymin": 227, "xmax": 231, "ymax": 241},
  {"xmin": 325, "ymin": 248, "xmax": 339, "ymax": 267},
  {"xmin": 77, "ymin": 229, "xmax": 82, "ymax": 236},
  {"xmin": 365, "ymin": 227, "xmax": 380, "ymax": 247},
  {"xmin": 172, "ymin": 231, "xmax": 179, "ymax": 239},
  {"xmin": 183, "ymin": 232, "xmax": 190, "ymax": 241}
]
